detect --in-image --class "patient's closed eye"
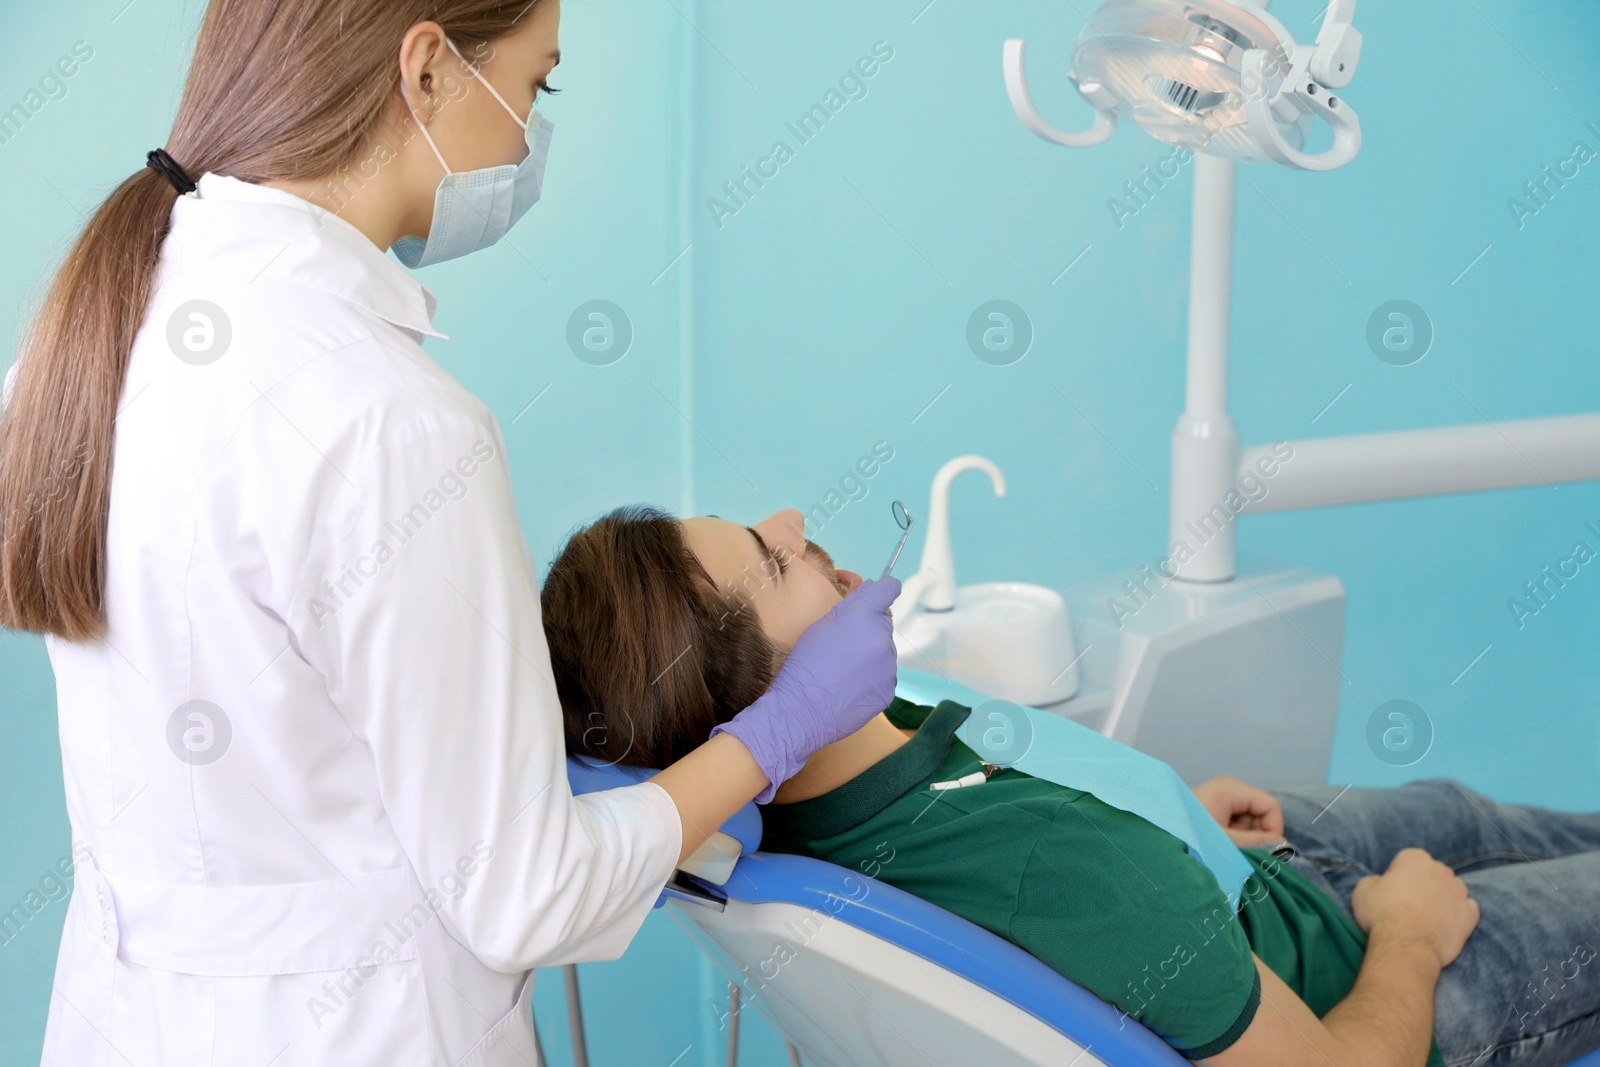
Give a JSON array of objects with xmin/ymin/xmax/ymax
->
[{"xmin": 747, "ymin": 527, "xmax": 786, "ymax": 578}]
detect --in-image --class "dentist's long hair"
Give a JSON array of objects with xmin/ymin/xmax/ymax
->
[{"xmin": 0, "ymin": 0, "xmax": 543, "ymax": 639}]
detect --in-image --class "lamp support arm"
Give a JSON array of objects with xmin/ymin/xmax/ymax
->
[{"xmin": 1170, "ymin": 154, "xmax": 1242, "ymax": 583}]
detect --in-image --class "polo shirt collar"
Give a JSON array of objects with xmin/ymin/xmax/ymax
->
[
  {"xmin": 178, "ymin": 172, "xmax": 449, "ymax": 341},
  {"xmin": 761, "ymin": 700, "xmax": 972, "ymax": 841}
]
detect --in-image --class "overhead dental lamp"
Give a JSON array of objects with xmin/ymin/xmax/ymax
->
[
  {"xmin": 1003, "ymin": 0, "xmax": 1365, "ymax": 584},
  {"xmin": 976, "ymin": 0, "xmax": 1370, "ymax": 785},
  {"xmin": 1004, "ymin": 0, "xmax": 1363, "ymax": 170},
  {"xmin": 982, "ymin": 0, "xmax": 1600, "ymax": 790}
]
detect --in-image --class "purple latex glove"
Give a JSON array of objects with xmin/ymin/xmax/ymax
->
[{"xmin": 711, "ymin": 576, "xmax": 901, "ymax": 804}]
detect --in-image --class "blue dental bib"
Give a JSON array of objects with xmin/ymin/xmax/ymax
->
[{"xmin": 897, "ymin": 668, "xmax": 1256, "ymax": 909}]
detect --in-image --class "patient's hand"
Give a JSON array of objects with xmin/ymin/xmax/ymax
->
[
  {"xmin": 1193, "ymin": 776, "xmax": 1285, "ymax": 848},
  {"xmin": 1351, "ymin": 847, "xmax": 1480, "ymax": 970}
]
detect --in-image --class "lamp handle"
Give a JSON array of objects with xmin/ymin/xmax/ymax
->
[
  {"xmin": 1002, "ymin": 39, "xmax": 1117, "ymax": 149},
  {"xmin": 1241, "ymin": 48, "xmax": 1362, "ymax": 172},
  {"xmin": 1311, "ymin": 0, "xmax": 1362, "ymax": 88}
]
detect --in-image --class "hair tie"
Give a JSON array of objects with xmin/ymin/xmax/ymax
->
[{"xmin": 146, "ymin": 148, "xmax": 196, "ymax": 194}]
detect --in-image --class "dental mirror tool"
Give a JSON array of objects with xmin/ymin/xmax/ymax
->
[{"xmin": 881, "ymin": 499, "xmax": 913, "ymax": 580}]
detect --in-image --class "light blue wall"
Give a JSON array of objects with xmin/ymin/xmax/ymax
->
[
  {"xmin": 681, "ymin": 0, "xmax": 1600, "ymax": 815},
  {"xmin": 4, "ymin": 0, "xmax": 1599, "ymax": 1064},
  {"xmin": 0, "ymin": 0, "xmax": 727, "ymax": 1061}
]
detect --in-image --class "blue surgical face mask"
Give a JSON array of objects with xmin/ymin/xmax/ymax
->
[{"xmin": 393, "ymin": 37, "xmax": 555, "ymax": 269}]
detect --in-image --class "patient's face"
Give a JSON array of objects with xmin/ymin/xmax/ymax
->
[{"xmin": 682, "ymin": 508, "xmax": 865, "ymax": 650}]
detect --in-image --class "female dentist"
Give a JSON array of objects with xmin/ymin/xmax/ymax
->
[{"xmin": 0, "ymin": 2, "xmax": 899, "ymax": 1064}]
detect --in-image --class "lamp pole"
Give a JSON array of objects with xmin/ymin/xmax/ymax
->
[{"xmin": 1169, "ymin": 153, "xmax": 1241, "ymax": 582}]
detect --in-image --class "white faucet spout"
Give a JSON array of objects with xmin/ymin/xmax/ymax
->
[{"xmin": 912, "ymin": 455, "xmax": 1007, "ymax": 613}]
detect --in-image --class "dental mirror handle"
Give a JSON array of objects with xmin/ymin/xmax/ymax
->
[
  {"xmin": 881, "ymin": 535, "xmax": 908, "ymax": 581},
  {"xmin": 881, "ymin": 499, "xmax": 913, "ymax": 580}
]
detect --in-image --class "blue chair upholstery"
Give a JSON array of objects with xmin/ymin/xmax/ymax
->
[
  {"xmin": 719, "ymin": 850, "xmax": 1189, "ymax": 1065},
  {"xmin": 566, "ymin": 754, "xmax": 1186, "ymax": 1062}
]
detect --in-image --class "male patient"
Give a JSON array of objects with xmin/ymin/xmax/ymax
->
[{"xmin": 539, "ymin": 503, "xmax": 1600, "ymax": 1067}]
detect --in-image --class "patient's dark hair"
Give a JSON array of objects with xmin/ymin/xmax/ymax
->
[{"xmin": 540, "ymin": 504, "xmax": 784, "ymax": 769}]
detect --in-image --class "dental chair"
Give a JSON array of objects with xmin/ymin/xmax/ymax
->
[
  {"xmin": 567, "ymin": 674, "xmax": 1193, "ymax": 1067},
  {"xmin": 567, "ymin": 708, "xmax": 1600, "ymax": 1067},
  {"xmin": 569, "ymin": 754, "xmax": 1183, "ymax": 1066}
]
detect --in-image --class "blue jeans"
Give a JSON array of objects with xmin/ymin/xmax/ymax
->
[{"xmin": 1269, "ymin": 778, "xmax": 1600, "ymax": 1067}]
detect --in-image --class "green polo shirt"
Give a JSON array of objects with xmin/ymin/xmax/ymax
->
[{"xmin": 760, "ymin": 698, "xmax": 1444, "ymax": 1066}]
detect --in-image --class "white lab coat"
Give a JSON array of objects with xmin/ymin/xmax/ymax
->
[{"xmin": 22, "ymin": 172, "xmax": 683, "ymax": 1066}]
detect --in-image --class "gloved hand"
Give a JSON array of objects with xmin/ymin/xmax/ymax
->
[{"xmin": 710, "ymin": 576, "xmax": 901, "ymax": 804}]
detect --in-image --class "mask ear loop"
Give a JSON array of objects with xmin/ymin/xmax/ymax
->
[
  {"xmin": 444, "ymin": 37, "xmax": 536, "ymax": 132},
  {"xmin": 401, "ymin": 65, "xmax": 454, "ymax": 177}
]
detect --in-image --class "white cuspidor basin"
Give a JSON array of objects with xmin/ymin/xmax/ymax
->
[{"xmin": 894, "ymin": 581, "xmax": 1079, "ymax": 706}]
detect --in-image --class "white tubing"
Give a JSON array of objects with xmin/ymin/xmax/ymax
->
[{"xmin": 1238, "ymin": 413, "xmax": 1600, "ymax": 512}]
